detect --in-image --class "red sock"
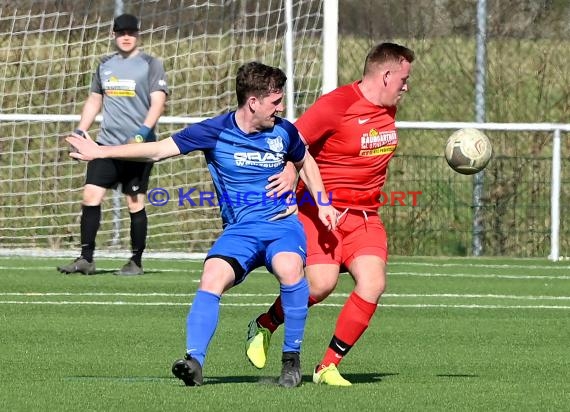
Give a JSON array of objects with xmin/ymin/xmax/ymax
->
[
  {"xmin": 257, "ymin": 295, "xmax": 318, "ymax": 333},
  {"xmin": 320, "ymin": 292, "xmax": 377, "ymax": 367}
]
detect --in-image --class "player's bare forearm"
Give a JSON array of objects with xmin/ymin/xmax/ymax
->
[
  {"xmin": 77, "ymin": 93, "xmax": 102, "ymax": 131},
  {"xmin": 295, "ymin": 154, "xmax": 326, "ymax": 200},
  {"xmin": 66, "ymin": 134, "xmax": 180, "ymax": 162},
  {"xmin": 295, "ymin": 153, "xmax": 338, "ymax": 230},
  {"xmin": 143, "ymin": 91, "xmax": 167, "ymax": 128}
]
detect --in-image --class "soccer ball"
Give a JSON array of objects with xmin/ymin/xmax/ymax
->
[{"xmin": 444, "ymin": 128, "xmax": 492, "ymax": 175}]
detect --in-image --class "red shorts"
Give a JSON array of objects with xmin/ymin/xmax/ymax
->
[{"xmin": 298, "ymin": 203, "xmax": 388, "ymax": 269}]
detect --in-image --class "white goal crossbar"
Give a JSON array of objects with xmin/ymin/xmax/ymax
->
[{"xmin": 1, "ymin": 116, "xmax": 567, "ymax": 261}]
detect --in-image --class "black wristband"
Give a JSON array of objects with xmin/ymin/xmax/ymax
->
[{"xmin": 74, "ymin": 129, "xmax": 86, "ymax": 138}]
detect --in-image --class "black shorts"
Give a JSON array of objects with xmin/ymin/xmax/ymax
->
[{"xmin": 85, "ymin": 158, "xmax": 153, "ymax": 195}]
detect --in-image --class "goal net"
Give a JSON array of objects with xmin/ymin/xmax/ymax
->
[{"xmin": 0, "ymin": 0, "xmax": 328, "ymax": 255}]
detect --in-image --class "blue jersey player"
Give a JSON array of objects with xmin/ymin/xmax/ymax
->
[{"xmin": 67, "ymin": 62, "xmax": 337, "ymax": 388}]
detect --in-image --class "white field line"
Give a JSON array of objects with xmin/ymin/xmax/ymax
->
[
  {"xmin": 1, "ymin": 292, "xmax": 570, "ymax": 310},
  {"xmin": 388, "ymin": 262, "xmax": 570, "ymax": 270},
  {"xmin": 1, "ymin": 265, "xmax": 569, "ymax": 280},
  {"xmin": 389, "ymin": 272, "xmax": 570, "ymax": 280},
  {"xmin": 0, "ymin": 266, "xmax": 204, "ymax": 274},
  {"xmin": 0, "ymin": 300, "xmax": 569, "ymax": 310},
  {"xmin": 1, "ymin": 292, "xmax": 570, "ymax": 300}
]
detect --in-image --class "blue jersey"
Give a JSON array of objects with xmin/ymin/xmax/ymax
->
[{"xmin": 171, "ymin": 112, "xmax": 306, "ymax": 226}]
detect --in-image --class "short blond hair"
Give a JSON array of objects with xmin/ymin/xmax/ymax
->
[{"xmin": 363, "ymin": 42, "xmax": 415, "ymax": 76}]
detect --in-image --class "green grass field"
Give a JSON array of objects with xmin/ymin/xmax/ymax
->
[{"xmin": 1, "ymin": 256, "xmax": 569, "ymax": 411}]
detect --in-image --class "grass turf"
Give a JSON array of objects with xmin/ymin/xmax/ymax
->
[{"xmin": 1, "ymin": 256, "xmax": 569, "ymax": 411}]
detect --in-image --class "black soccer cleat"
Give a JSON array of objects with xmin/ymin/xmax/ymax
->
[
  {"xmin": 57, "ymin": 257, "xmax": 96, "ymax": 275},
  {"xmin": 172, "ymin": 354, "xmax": 203, "ymax": 386},
  {"xmin": 115, "ymin": 259, "xmax": 143, "ymax": 276},
  {"xmin": 278, "ymin": 352, "xmax": 302, "ymax": 388}
]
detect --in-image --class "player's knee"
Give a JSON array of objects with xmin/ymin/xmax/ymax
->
[
  {"xmin": 271, "ymin": 253, "xmax": 304, "ymax": 285},
  {"xmin": 355, "ymin": 278, "xmax": 385, "ymax": 302},
  {"xmin": 375, "ymin": 278, "xmax": 387, "ymax": 296},
  {"xmin": 127, "ymin": 204, "xmax": 144, "ymax": 214},
  {"xmin": 275, "ymin": 270, "xmax": 304, "ymax": 286},
  {"xmin": 199, "ymin": 274, "xmax": 233, "ymax": 295},
  {"xmin": 199, "ymin": 261, "xmax": 236, "ymax": 294},
  {"xmin": 125, "ymin": 194, "xmax": 145, "ymax": 212},
  {"xmin": 308, "ymin": 281, "xmax": 336, "ymax": 303},
  {"xmin": 83, "ymin": 184, "xmax": 105, "ymax": 204},
  {"xmin": 82, "ymin": 192, "xmax": 104, "ymax": 205}
]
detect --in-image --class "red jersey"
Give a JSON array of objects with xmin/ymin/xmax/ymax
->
[{"xmin": 296, "ymin": 81, "xmax": 398, "ymax": 211}]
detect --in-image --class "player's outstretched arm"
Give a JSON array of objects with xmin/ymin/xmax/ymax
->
[
  {"xmin": 295, "ymin": 153, "xmax": 338, "ymax": 231},
  {"xmin": 66, "ymin": 133, "xmax": 181, "ymax": 162}
]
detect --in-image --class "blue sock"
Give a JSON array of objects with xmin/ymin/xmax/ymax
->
[
  {"xmin": 280, "ymin": 277, "xmax": 309, "ymax": 353},
  {"xmin": 185, "ymin": 289, "xmax": 221, "ymax": 366}
]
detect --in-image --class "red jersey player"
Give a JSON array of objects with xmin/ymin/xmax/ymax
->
[{"xmin": 246, "ymin": 42, "xmax": 415, "ymax": 386}]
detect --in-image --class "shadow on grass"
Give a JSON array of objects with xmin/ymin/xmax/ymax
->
[
  {"xmin": 206, "ymin": 372, "xmax": 398, "ymax": 385},
  {"xmin": 66, "ymin": 372, "xmax": 399, "ymax": 386},
  {"xmin": 340, "ymin": 372, "xmax": 399, "ymax": 384},
  {"xmin": 59, "ymin": 268, "xmax": 163, "ymax": 276},
  {"xmin": 435, "ymin": 373, "xmax": 479, "ymax": 378}
]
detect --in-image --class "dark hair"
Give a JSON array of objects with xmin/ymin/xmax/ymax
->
[
  {"xmin": 363, "ymin": 42, "xmax": 415, "ymax": 76},
  {"xmin": 235, "ymin": 62, "xmax": 287, "ymax": 107}
]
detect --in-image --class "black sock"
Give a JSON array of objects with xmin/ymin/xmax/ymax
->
[
  {"xmin": 130, "ymin": 208, "xmax": 147, "ymax": 267},
  {"xmin": 80, "ymin": 205, "xmax": 101, "ymax": 262}
]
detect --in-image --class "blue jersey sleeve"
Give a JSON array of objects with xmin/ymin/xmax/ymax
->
[
  {"xmin": 171, "ymin": 114, "xmax": 231, "ymax": 155},
  {"xmin": 280, "ymin": 119, "xmax": 306, "ymax": 163}
]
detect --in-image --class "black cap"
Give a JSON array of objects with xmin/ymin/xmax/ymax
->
[{"xmin": 113, "ymin": 14, "xmax": 139, "ymax": 32}]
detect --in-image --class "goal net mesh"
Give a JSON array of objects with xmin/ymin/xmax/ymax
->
[{"xmin": 0, "ymin": 0, "xmax": 325, "ymax": 254}]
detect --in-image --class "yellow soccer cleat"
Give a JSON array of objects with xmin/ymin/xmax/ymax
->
[
  {"xmin": 312, "ymin": 363, "xmax": 352, "ymax": 386},
  {"xmin": 245, "ymin": 319, "xmax": 272, "ymax": 369}
]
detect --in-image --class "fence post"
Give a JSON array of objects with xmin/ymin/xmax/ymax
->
[
  {"xmin": 472, "ymin": 0, "xmax": 487, "ymax": 256},
  {"xmin": 549, "ymin": 128, "xmax": 561, "ymax": 261}
]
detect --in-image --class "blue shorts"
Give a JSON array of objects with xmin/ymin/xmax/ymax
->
[{"xmin": 206, "ymin": 215, "xmax": 307, "ymax": 285}]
